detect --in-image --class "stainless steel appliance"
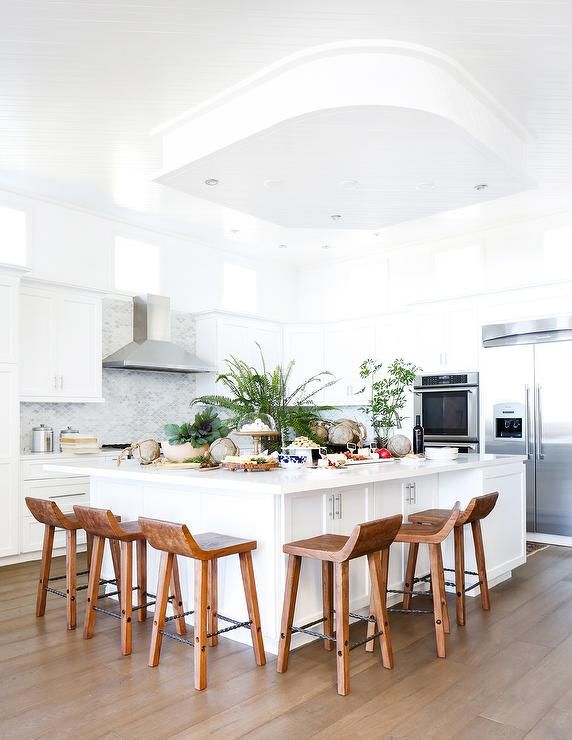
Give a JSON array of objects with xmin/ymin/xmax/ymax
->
[
  {"xmin": 103, "ymin": 294, "xmax": 217, "ymax": 374},
  {"xmin": 482, "ymin": 316, "xmax": 572, "ymax": 536},
  {"xmin": 413, "ymin": 372, "xmax": 479, "ymax": 451},
  {"xmin": 32, "ymin": 424, "xmax": 54, "ymax": 453}
]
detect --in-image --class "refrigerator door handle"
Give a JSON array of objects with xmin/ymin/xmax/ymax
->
[
  {"xmin": 536, "ymin": 384, "xmax": 545, "ymax": 460},
  {"xmin": 525, "ymin": 384, "xmax": 533, "ymax": 459}
]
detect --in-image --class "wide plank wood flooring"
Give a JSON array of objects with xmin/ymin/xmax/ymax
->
[{"xmin": 2, "ymin": 548, "xmax": 572, "ymax": 739}]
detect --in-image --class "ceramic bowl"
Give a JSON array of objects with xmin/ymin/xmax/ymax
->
[{"xmin": 279, "ymin": 454, "xmax": 307, "ymax": 472}]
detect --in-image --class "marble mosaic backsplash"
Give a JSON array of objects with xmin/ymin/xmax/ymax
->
[{"xmin": 20, "ymin": 298, "xmax": 198, "ymax": 450}]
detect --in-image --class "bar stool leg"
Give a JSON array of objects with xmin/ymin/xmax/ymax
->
[
  {"xmin": 277, "ymin": 554, "xmax": 302, "ymax": 674},
  {"xmin": 403, "ymin": 542, "xmax": 419, "ymax": 609},
  {"xmin": 84, "ymin": 535, "xmax": 105, "ymax": 639},
  {"xmin": 136, "ymin": 538, "xmax": 147, "ymax": 622},
  {"xmin": 194, "ymin": 559, "xmax": 209, "ymax": 691},
  {"xmin": 149, "ymin": 551, "xmax": 173, "ymax": 667},
  {"xmin": 472, "ymin": 520, "xmax": 490, "ymax": 611},
  {"xmin": 120, "ymin": 540, "xmax": 133, "ymax": 656},
  {"xmin": 86, "ymin": 532, "xmax": 93, "ymax": 571},
  {"xmin": 65, "ymin": 529, "xmax": 77, "ymax": 630},
  {"xmin": 334, "ymin": 560, "xmax": 350, "ymax": 696},
  {"xmin": 110, "ymin": 539, "xmax": 121, "ymax": 595},
  {"xmin": 36, "ymin": 524, "xmax": 55, "ymax": 617},
  {"xmin": 239, "ymin": 551, "xmax": 266, "ymax": 667},
  {"xmin": 454, "ymin": 525, "xmax": 466, "ymax": 626},
  {"xmin": 436, "ymin": 545, "xmax": 450, "ymax": 634},
  {"xmin": 428, "ymin": 544, "xmax": 446, "ymax": 658},
  {"xmin": 207, "ymin": 558, "xmax": 218, "ymax": 647},
  {"xmin": 367, "ymin": 549, "xmax": 393, "ymax": 669},
  {"xmin": 322, "ymin": 561, "xmax": 334, "ymax": 652},
  {"xmin": 170, "ymin": 555, "xmax": 187, "ymax": 636}
]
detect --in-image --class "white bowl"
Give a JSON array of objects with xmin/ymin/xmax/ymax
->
[{"xmin": 425, "ymin": 447, "xmax": 459, "ymax": 461}]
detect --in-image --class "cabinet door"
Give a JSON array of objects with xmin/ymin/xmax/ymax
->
[
  {"xmin": 0, "ymin": 273, "xmax": 18, "ymax": 363},
  {"xmin": 443, "ymin": 305, "xmax": 479, "ymax": 371},
  {"xmin": 0, "ymin": 365, "xmax": 18, "ymax": 557},
  {"xmin": 372, "ymin": 480, "xmax": 405, "ymax": 590},
  {"xmin": 323, "ymin": 321, "xmax": 375, "ymax": 405},
  {"xmin": 404, "ymin": 475, "xmax": 438, "ymax": 582},
  {"xmin": 248, "ymin": 323, "xmax": 282, "ymax": 372},
  {"xmin": 283, "ymin": 326, "xmax": 325, "ymax": 402},
  {"xmin": 410, "ymin": 306, "xmax": 447, "ymax": 372},
  {"xmin": 57, "ymin": 293, "xmax": 102, "ymax": 399},
  {"xmin": 20, "ymin": 288, "xmax": 58, "ymax": 397},
  {"xmin": 334, "ymin": 485, "xmax": 371, "ymax": 605}
]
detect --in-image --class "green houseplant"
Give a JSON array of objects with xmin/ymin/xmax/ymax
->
[
  {"xmin": 358, "ymin": 357, "xmax": 420, "ymax": 447},
  {"xmin": 163, "ymin": 407, "xmax": 230, "ymax": 462},
  {"xmin": 191, "ymin": 345, "xmax": 337, "ymax": 449}
]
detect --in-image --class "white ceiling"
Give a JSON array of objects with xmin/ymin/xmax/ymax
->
[
  {"xmin": 1, "ymin": 0, "xmax": 572, "ymax": 262},
  {"xmin": 160, "ymin": 105, "xmax": 530, "ymax": 229}
]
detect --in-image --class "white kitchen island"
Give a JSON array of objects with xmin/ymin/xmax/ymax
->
[{"xmin": 48, "ymin": 454, "xmax": 526, "ymax": 654}]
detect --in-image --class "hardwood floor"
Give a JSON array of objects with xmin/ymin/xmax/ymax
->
[{"xmin": 2, "ymin": 548, "xmax": 572, "ymax": 739}]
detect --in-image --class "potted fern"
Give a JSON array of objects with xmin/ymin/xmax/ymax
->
[
  {"xmin": 162, "ymin": 407, "xmax": 230, "ymax": 462},
  {"xmin": 191, "ymin": 345, "xmax": 337, "ymax": 449}
]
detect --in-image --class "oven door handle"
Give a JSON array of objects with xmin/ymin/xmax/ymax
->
[{"xmin": 414, "ymin": 387, "xmax": 477, "ymax": 393}]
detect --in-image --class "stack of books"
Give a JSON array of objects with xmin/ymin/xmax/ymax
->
[{"xmin": 60, "ymin": 434, "xmax": 100, "ymax": 454}]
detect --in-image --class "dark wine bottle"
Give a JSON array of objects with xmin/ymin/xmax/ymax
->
[{"xmin": 413, "ymin": 415, "xmax": 424, "ymax": 454}]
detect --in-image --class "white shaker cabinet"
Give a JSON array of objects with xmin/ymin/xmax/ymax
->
[
  {"xmin": 194, "ymin": 312, "xmax": 283, "ymax": 398},
  {"xmin": 283, "ymin": 325, "xmax": 326, "ymax": 401},
  {"xmin": 410, "ymin": 302, "xmax": 479, "ymax": 373},
  {"xmin": 20, "ymin": 284, "xmax": 103, "ymax": 402},
  {"xmin": 323, "ymin": 320, "xmax": 376, "ymax": 406}
]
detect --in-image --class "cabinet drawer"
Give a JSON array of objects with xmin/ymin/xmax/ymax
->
[
  {"xmin": 22, "ymin": 478, "xmax": 90, "ymax": 511},
  {"xmin": 22, "ymin": 460, "xmax": 88, "ymax": 481},
  {"xmin": 22, "ymin": 515, "xmax": 87, "ymax": 553}
]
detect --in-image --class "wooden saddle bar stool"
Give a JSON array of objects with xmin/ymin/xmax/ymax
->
[
  {"xmin": 406, "ymin": 492, "xmax": 499, "ymax": 626},
  {"xmin": 25, "ymin": 496, "xmax": 120, "ymax": 630},
  {"xmin": 277, "ymin": 514, "xmax": 403, "ymax": 697},
  {"xmin": 367, "ymin": 502, "xmax": 461, "ymax": 659},
  {"xmin": 138, "ymin": 516, "xmax": 266, "ymax": 691},
  {"xmin": 73, "ymin": 505, "xmax": 186, "ymax": 656}
]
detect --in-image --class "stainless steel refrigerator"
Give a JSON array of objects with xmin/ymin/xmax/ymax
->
[{"xmin": 482, "ymin": 316, "xmax": 572, "ymax": 536}]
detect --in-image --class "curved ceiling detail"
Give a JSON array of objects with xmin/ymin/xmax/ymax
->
[{"xmin": 153, "ymin": 40, "xmax": 532, "ymax": 229}]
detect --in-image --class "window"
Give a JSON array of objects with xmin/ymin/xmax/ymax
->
[
  {"xmin": 115, "ymin": 237, "xmax": 160, "ymax": 293},
  {"xmin": 543, "ymin": 225, "xmax": 572, "ymax": 280},
  {"xmin": 0, "ymin": 205, "xmax": 27, "ymax": 266},
  {"xmin": 223, "ymin": 263, "xmax": 257, "ymax": 313}
]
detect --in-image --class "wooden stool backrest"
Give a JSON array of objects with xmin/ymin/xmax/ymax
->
[
  {"xmin": 138, "ymin": 516, "xmax": 203, "ymax": 559},
  {"xmin": 73, "ymin": 505, "xmax": 124, "ymax": 539},
  {"xmin": 431, "ymin": 502, "xmax": 462, "ymax": 543},
  {"xmin": 459, "ymin": 492, "xmax": 499, "ymax": 525},
  {"xmin": 25, "ymin": 496, "xmax": 73, "ymax": 529},
  {"xmin": 336, "ymin": 514, "xmax": 403, "ymax": 562}
]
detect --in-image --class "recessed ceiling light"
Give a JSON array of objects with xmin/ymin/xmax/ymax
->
[
  {"xmin": 416, "ymin": 182, "xmax": 435, "ymax": 191},
  {"xmin": 322, "ymin": 244, "xmax": 332, "ymax": 250},
  {"xmin": 474, "ymin": 183, "xmax": 488, "ymax": 191},
  {"xmin": 339, "ymin": 179, "xmax": 359, "ymax": 190},
  {"xmin": 204, "ymin": 178, "xmax": 219, "ymax": 186},
  {"xmin": 330, "ymin": 214, "xmax": 342, "ymax": 221},
  {"xmin": 277, "ymin": 244, "xmax": 288, "ymax": 249}
]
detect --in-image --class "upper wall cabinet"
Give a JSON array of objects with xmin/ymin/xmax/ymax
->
[
  {"xmin": 283, "ymin": 325, "xmax": 326, "ymax": 402},
  {"xmin": 409, "ymin": 302, "xmax": 479, "ymax": 374},
  {"xmin": 194, "ymin": 312, "xmax": 283, "ymax": 399},
  {"xmin": 0, "ymin": 272, "xmax": 20, "ymax": 364},
  {"xmin": 323, "ymin": 320, "xmax": 376, "ymax": 406},
  {"xmin": 20, "ymin": 284, "xmax": 103, "ymax": 402}
]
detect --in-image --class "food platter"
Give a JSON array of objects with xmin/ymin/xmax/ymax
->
[
  {"xmin": 154, "ymin": 461, "xmax": 222, "ymax": 471},
  {"xmin": 222, "ymin": 461, "xmax": 280, "ymax": 472}
]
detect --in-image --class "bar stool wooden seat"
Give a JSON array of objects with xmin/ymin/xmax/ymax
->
[
  {"xmin": 25, "ymin": 497, "xmax": 120, "ymax": 630},
  {"xmin": 406, "ymin": 492, "xmax": 499, "ymax": 626},
  {"xmin": 138, "ymin": 516, "xmax": 266, "ymax": 691},
  {"xmin": 277, "ymin": 514, "xmax": 403, "ymax": 696},
  {"xmin": 73, "ymin": 505, "xmax": 185, "ymax": 656},
  {"xmin": 367, "ymin": 502, "xmax": 461, "ymax": 659}
]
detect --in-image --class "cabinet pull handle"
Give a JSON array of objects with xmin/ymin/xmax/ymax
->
[
  {"xmin": 411, "ymin": 482, "xmax": 416, "ymax": 504},
  {"xmin": 328, "ymin": 494, "xmax": 335, "ymax": 519},
  {"xmin": 405, "ymin": 483, "xmax": 410, "ymax": 504},
  {"xmin": 53, "ymin": 375, "xmax": 58, "ymax": 390},
  {"xmin": 335, "ymin": 493, "xmax": 342, "ymax": 520},
  {"xmin": 60, "ymin": 375, "xmax": 64, "ymax": 390},
  {"xmin": 49, "ymin": 492, "xmax": 85, "ymax": 499}
]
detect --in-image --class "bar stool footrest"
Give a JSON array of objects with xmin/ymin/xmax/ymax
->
[
  {"xmin": 388, "ymin": 607, "xmax": 434, "ymax": 615},
  {"xmin": 350, "ymin": 631, "xmax": 384, "ymax": 651},
  {"xmin": 165, "ymin": 609, "xmax": 194, "ymax": 623},
  {"xmin": 443, "ymin": 567, "xmax": 479, "ymax": 577},
  {"xmin": 93, "ymin": 605, "xmax": 121, "ymax": 619},
  {"xmin": 464, "ymin": 581, "xmax": 483, "ymax": 592},
  {"xmin": 45, "ymin": 586, "xmax": 68, "ymax": 598}
]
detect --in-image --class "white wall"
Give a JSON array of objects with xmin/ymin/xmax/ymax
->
[
  {"xmin": 296, "ymin": 209, "xmax": 572, "ymax": 322},
  {"xmin": 0, "ymin": 190, "xmax": 297, "ymax": 321}
]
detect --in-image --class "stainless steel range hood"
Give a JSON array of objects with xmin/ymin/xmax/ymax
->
[{"xmin": 103, "ymin": 294, "xmax": 217, "ymax": 373}]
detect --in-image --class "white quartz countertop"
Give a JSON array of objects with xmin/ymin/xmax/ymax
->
[
  {"xmin": 46, "ymin": 454, "xmax": 526, "ymax": 496},
  {"xmin": 21, "ymin": 449, "xmax": 119, "ymax": 461}
]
